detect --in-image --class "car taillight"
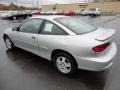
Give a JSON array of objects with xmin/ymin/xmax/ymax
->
[{"xmin": 92, "ymin": 42, "xmax": 110, "ymax": 52}]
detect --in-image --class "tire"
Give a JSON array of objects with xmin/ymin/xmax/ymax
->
[
  {"xmin": 13, "ymin": 16, "xmax": 16, "ymax": 20},
  {"xmin": 4, "ymin": 36, "xmax": 14, "ymax": 50},
  {"xmin": 27, "ymin": 16, "xmax": 30, "ymax": 19},
  {"xmin": 53, "ymin": 53, "xmax": 77, "ymax": 76}
]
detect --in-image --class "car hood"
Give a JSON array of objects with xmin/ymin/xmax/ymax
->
[{"xmin": 82, "ymin": 28, "xmax": 116, "ymax": 41}]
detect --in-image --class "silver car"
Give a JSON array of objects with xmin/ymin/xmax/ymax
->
[{"xmin": 3, "ymin": 15, "xmax": 117, "ymax": 76}]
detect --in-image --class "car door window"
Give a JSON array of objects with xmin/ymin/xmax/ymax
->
[
  {"xmin": 41, "ymin": 21, "xmax": 68, "ymax": 35},
  {"xmin": 19, "ymin": 19, "xmax": 43, "ymax": 34}
]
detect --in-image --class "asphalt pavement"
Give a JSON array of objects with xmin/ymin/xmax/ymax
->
[{"xmin": 0, "ymin": 15, "xmax": 120, "ymax": 90}]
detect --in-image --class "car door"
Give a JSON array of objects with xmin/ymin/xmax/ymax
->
[
  {"xmin": 38, "ymin": 20, "xmax": 68, "ymax": 60},
  {"xmin": 13, "ymin": 18, "xmax": 43, "ymax": 55}
]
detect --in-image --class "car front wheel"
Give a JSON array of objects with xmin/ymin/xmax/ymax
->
[
  {"xmin": 4, "ymin": 36, "xmax": 14, "ymax": 50},
  {"xmin": 53, "ymin": 53, "xmax": 77, "ymax": 76},
  {"xmin": 26, "ymin": 16, "xmax": 30, "ymax": 19},
  {"xmin": 13, "ymin": 16, "xmax": 16, "ymax": 20}
]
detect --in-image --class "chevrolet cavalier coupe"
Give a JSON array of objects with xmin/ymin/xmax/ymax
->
[{"xmin": 3, "ymin": 15, "xmax": 117, "ymax": 76}]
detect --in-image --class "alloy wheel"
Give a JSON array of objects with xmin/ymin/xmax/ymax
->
[{"xmin": 56, "ymin": 56, "xmax": 71, "ymax": 74}]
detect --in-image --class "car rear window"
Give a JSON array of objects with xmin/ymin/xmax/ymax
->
[{"xmin": 54, "ymin": 17, "xmax": 97, "ymax": 35}]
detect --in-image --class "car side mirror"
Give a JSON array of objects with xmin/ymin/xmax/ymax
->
[{"xmin": 12, "ymin": 27, "xmax": 19, "ymax": 31}]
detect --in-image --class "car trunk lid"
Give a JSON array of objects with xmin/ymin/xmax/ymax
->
[{"xmin": 83, "ymin": 28, "xmax": 116, "ymax": 42}]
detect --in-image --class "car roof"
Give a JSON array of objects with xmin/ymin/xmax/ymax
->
[{"xmin": 31, "ymin": 15, "xmax": 67, "ymax": 20}]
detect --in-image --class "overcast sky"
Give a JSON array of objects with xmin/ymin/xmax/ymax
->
[{"xmin": 0, "ymin": 0, "xmax": 93, "ymax": 6}]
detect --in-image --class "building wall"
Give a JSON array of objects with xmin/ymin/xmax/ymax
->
[
  {"xmin": 42, "ymin": 2, "xmax": 120, "ymax": 13},
  {"xmin": 57, "ymin": 3, "xmax": 79, "ymax": 11},
  {"xmin": 93, "ymin": 0, "xmax": 120, "ymax": 2},
  {"xmin": 0, "ymin": 5, "xmax": 9, "ymax": 10},
  {"xmin": 87, "ymin": 2, "xmax": 120, "ymax": 13},
  {"xmin": 41, "ymin": 4, "xmax": 55, "ymax": 10},
  {"xmin": 42, "ymin": 3, "xmax": 86, "ymax": 11}
]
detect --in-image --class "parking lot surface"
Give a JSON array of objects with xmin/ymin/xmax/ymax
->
[{"xmin": 0, "ymin": 15, "xmax": 120, "ymax": 90}]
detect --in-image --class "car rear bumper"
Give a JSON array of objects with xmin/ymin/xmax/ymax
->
[{"xmin": 75, "ymin": 43, "xmax": 117, "ymax": 71}]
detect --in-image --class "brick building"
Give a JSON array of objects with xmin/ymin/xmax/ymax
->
[{"xmin": 0, "ymin": 4, "xmax": 9, "ymax": 10}]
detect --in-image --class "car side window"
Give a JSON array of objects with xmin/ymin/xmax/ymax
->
[
  {"xmin": 19, "ymin": 19, "xmax": 43, "ymax": 34},
  {"xmin": 40, "ymin": 20, "xmax": 67, "ymax": 35}
]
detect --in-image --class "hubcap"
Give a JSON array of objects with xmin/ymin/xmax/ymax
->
[
  {"xmin": 13, "ymin": 17, "xmax": 16, "ymax": 20},
  {"xmin": 27, "ymin": 16, "xmax": 30, "ymax": 18},
  {"xmin": 56, "ymin": 56, "xmax": 71, "ymax": 74},
  {"xmin": 5, "ymin": 38, "xmax": 12, "ymax": 49}
]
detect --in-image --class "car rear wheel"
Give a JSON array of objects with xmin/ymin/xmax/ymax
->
[
  {"xmin": 53, "ymin": 53, "xmax": 77, "ymax": 76},
  {"xmin": 4, "ymin": 36, "xmax": 14, "ymax": 50}
]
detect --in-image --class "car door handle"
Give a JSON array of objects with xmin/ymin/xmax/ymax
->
[{"xmin": 31, "ymin": 36, "xmax": 36, "ymax": 39}]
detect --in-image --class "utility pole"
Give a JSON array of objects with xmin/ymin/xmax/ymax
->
[
  {"xmin": 84, "ymin": 0, "xmax": 87, "ymax": 8},
  {"xmin": 15, "ymin": 0, "xmax": 17, "ymax": 6},
  {"xmin": 37, "ymin": 0, "xmax": 39, "ymax": 9},
  {"xmin": 32, "ymin": 0, "xmax": 33, "ymax": 10},
  {"xmin": 15, "ymin": 0, "xmax": 18, "ymax": 10}
]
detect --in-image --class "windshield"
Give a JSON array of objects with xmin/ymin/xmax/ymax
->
[{"xmin": 54, "ymin": 17, "xmax": 97, "ymax": 35}]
